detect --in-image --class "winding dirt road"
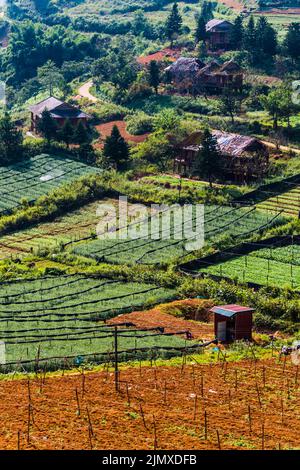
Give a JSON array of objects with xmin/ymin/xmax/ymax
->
[{"xmin": 78, "ymin": 80, "xmax": 98, "ymax": 103}]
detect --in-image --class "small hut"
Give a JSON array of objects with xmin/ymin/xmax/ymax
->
[
  {"xmin": 205, "ymin": 19, "xmax": 233, "ymax": 50},
  {"xmin": 210, "ymin": 304, "xmax": 254, "ymax": 342}
]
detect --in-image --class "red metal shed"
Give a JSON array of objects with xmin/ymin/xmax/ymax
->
[{"xmin": 210, "ymin": 304, "xmax": 254, "ymax": 342}]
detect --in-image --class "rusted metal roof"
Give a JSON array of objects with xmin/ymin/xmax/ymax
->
[
  {"xmin": 210, "ymin": 304, "xmax": 254, "ymax": 318},
  {"xmin": 179, "ymin": 130, "xmax": 267, "ymax": 158}
]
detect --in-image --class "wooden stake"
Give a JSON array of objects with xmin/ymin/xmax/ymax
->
[
  {"xmin": 75, "ymin": 388, "xmax": 81, "ymax": 416},
  {"xmin": 204, "ymin": 411, "xmax": 208, "ymax": 440},
  {"xmin": 81, "ymin": 370, "xmax": 86, "ymax": 398},
  {"xmin": 261, "ymin": 422, "xmax": 265, "ymax": 450},
  {"xmin": 248, "ymin": 404, "xmax": 252, "ymax": 434},
  {"xmin": 153, "ymin": 415, "xmax": 158, "ymax": 450},
  {"xmin": 216, "ymin": 429, "xmax": 221, "ymax": 450},
  {"xmin": 140, "ymin": 404, "xmax": 147, "ymax": 430},
  {"xmin": 126, "ymin": 382, "xmax": 131, "ymax": 406},
  {"xmin": 193, "ymin": 394, "xmax": 197, "ymax": 421},
  {"xmin": 17, "ymin": 431, "xmax": 20, "ymax": 450},
  {"xmin": 200, "ymin": 374, "xmax": 204, "ymax": 397},
  {"xmin": 86, "ymin": 406, "xmax": 94, "ymax": 436}
]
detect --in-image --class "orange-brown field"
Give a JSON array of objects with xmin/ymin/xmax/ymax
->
[{"xmin": 0, "ymin": 357, "xmax": 299, "ymax": 450}]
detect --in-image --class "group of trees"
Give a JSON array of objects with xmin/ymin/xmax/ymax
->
[
  {"xmin": 0, "ymin": 114, "xmax": 23, "ymax": 165},
  {"xmin": 37, "ymin": 110, "xmax": 90, "ymax": 148}
]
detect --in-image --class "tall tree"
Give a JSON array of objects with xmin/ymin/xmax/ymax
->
[
  {"xmin": 243, "ymin": 15, "xmax": 257, "ymax": 63},
  {"xmin": 256, "ymin": 17, "xmax": 277, "ymax": 57},
  {"xmin": 165, "ymin": 2, "xmax": 182, "ymax": 47},
  {"xmin": 59, "ymin": 119, "xmax": 74, "ymax": 148},
  {"xmin": 36, "ymin": 109, "xmax": 57, "ymax": 143},
  {"xmin": 0, "ymin": 113, "xmax": 23, "ymax": 165},
  {"xmin": 73, "ymin": 121, "xmax": 89, "ymax": 146},
  {"xmin": 37, "ymin": 60, "xmax": 65, "ymax": 96},
  {"xmin": 193, "ymin": 128, "xmax": 221, "ymax": 187},
  {"xmin": 103, "ymin": 125, "xmax": 129, "ymax": 170},
  {"xmin": 201, "ymin": 1, "xmax": 214, "ymax": 23},
  {"xmin": 195, "ymin": 15, "xmax": 207, "ymax": 43},
  {"xmin": 260, "ymin": 86, "xmax": 294, "ymax": 130},
  {"xmin": 220, "ymin": 87, "xmax": 240, "ymax": 124},
  {"xmin": 230, "ymin": 15, "xmax": 244, "ymax": 50},
  {"xmin": 285, "ymin": 23, "xmax": 300, "ymax": 63},
  {"xmin": 148, "ymin": 60, "xmax": 160, "ymax": 94}
]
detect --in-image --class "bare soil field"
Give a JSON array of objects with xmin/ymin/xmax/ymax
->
[
  {"xmin": 137, "ymin": 48, "xmax": 180, "ymax": 66},
  {"xmin": 0, "ymin": 357, "xmax": 299, "ymax": 450},
  {"xmin": 95, "ymin": 121, "xmax": 149, "ymax": 148},
  {"xmin": 108, "ymin": 308, "xmax": 214, "ymax": 340},
  {"xmin": 218, "ymin": 0, "xmax": 243, "ymax": 11}
]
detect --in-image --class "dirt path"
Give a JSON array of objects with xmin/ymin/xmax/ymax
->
[
  {"xmin": 262, "ymin": 140, "xmax": 300, "ymax": 155},
  {"xmin": 78, "ymin": 80, "xmax": 98, "ymax": 103}
]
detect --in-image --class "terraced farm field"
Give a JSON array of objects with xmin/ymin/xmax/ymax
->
[
  {"xmin": 0, "ymin": 274, "xmax": 177, "ymax": 371},
  {"xmin": 200, "ymin": 243, "xmax": 300, "ymax": 289},
  {"xmin": 256, "ymin": 186, "xmax": 300, "ymax": 217},
  {"xmin": 0, "ymin": 198, "xmax": 119, "ymax": 259},
  {"xmin": 0, "ymin": 154, "xmax": 101, "ymax": 214},
  {"xmin": 71, "ymin": 205, "xmax": 285, "ymax": 265}
]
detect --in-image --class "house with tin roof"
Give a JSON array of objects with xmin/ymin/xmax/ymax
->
[{"xmin": 174, "ymin": 130, "xmax": 269, "ymax": 182}]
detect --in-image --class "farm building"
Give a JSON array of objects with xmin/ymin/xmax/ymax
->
[
  {"xmin": 29, "ymin": 97, "xmax": 90, "ymax": 132},
  {"xmin": 174, "ymin": 130, "xmax": 269, "ymax": 182},
  {"xmin": 165, "ymin": 58, "xmax": 243, "ymax": 93},
  {"xmin": 205, "ymin": 19, "xmax": 233, "ymax": 50},
  {"xmin": 210, "ymin": 304, "xmax": 254, "ymax": 342}
]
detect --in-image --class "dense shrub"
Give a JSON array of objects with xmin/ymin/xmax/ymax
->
[{"xmin": 125, "ymin": 112, "xmax": 154, "ymax": 135}]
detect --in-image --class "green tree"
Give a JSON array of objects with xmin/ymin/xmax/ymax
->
[
  {"xmin": 285, "ymin": 23, "xmax": 300, "ymax": 63},
  {"xmin": 256, "ymin": 17, "xmax": 277, "ymax": 57},
  {"xmin": 0, "ymin": 113, "xmax": 23, "ymax": 165},
  {"xmin": 73, "ymin": 121, "xmax": 89, "ymax": 145},
  {"xmin": 243, "ymin": 15, "xmax": 257, "ymax": 64},
  {"xmin": 59, "ymin": 119, "xmax": 74, "ymax": 148},
  {"xmin": 148, "ymin": 60, "xmax": 160, "ymax": 94},
  {"xmin": 201, "ymin": 1, "xmax": 214, "ymax": 23},
  {"xmin": 260, "ymin": 86, "xmax": 293, "ymax": 130},
  {"xmin": 36, "ymin": 109, "xmax": 57, "ymax": 143},
  {"xmin": 37, "ymin": 60, "xmax": 65, "ymax": 96},
  {"xmin": 193, "ymin": 128, "xmax": 221, "ymax": 187},
  {"xmin": 220, "ymin": 88, "xmax": 240, "ymax": 124},
  {"xmin": 230, "ymin": 15, "xmax": 244, "ymax": 50},
  {"xmin": 166, "ymin": 2, "xmax": 182, "ymax": 47},
  {"xmin": 195, "ymin": 15, "xmax": 207, "ymax": 43},
  {"xmin": 103, "ymin": 125, "xmax": 129, "ymax": 170}
]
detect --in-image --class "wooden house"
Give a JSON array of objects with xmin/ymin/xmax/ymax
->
[
  {"xmin": 210, "ymin": 304, "xmax": 254, "ymax": 342},
  {"xmin": 165, "ymin": 58, "xmax": 243, "ymax": 94},
  {"xmin": 205, "ymin": 19, "xmax": 233, "ymax": 51},
  {"xmin": 29, "ymin": 97, "xmax": 90, "ymax": 132},
  {"xmin": 174, "ymin": 130, "xmax": 269, "ymax": 182}
]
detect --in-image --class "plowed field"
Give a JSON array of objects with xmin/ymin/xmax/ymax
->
[{"xmin": 0, "ymin": 357, "xmax": 299, "ymax": 450}]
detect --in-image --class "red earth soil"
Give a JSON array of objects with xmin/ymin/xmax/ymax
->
[
  {"xmin": 94, "ymin": 121, "xmax": 149, "ymax": 149},
  {"xmin": 0, "ymin": 357, "xmax": 299, "ymax": 449},
  {"xmin": 137, "ymin": 48, "xmax": 181, "ymax": 66},
  {"xmin": 108, "ymin": 311, "xmax": 214, "ymax": 340},
  {"xmin": 218, "ymin": 0, "xmax": 243, "ymax": 11}
]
